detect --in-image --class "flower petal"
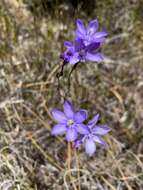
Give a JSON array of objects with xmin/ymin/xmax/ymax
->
[
  {"xmin": 66, "ymin": 127, "xmax": 78, "ymax": 142},
  {"xmin": 93, "ymin": 31, "xmax": 108, "ymax": 43},
  {"xmin": 76, "ymin": 19, "xmax": 86, "ymax": 35},
  {"xmin": 93, "ymin": 37, "xmax": 106, "ymax": 43},
  {"xmin": 75, "ymin": 31, "xmax": 84, "ymax": 39},
  {"xmin": 87, "ymin": 19, "xmax": 98, "ymax": 35},
  {"xmin": 51, "ymin": 109, "xmax": 67, "ymax": 123},
  {"xmin": 74, "ymin": 109, "xmax": 87, "ymax": 123},
  {"xmin": 85, "ymin": 139, "xmax": 96, "ymax": 156},
  {"xmin": 86, "ymin": 42, "xmax": 100, "ymax": 52},
  {"xmin": 88, "ymin": 114, "xmax": 100, "ymax": 128},
  {"xmin": 64, "ymin": 41, "xmax": 73, "ymax": 49},
  {"xmin": 74, "ymin": 39, "xmax": 85, "ymax": 52},
  {"xmin": 94, "ymin": 31, "xmax": 108, "ymax": 39},
  {"xmin": 86, "ymin": 52, "xmax": 104, "ymax": 63},
  {"xmin": 92, "ymin": 125, "xmax": 111, "ymax": 135},
  {"xmin": 51, "ymin": 124, "xmax": 67, "ymax": 135},
  {"xmin": 73, "ymin": 138, "xmax": 83, "ymax": 148},
  {"xmin": 69, "ymin": 53, "xmax": 79, "ymax": 65},
  {"xmin": 76, "ymin": 124, "xmax": 89, "ymax": 134},
  {"xmin": 64, "ymin": 100, "xmax": 74, "ymax": 119},
  {"xmin": 93, "ymin": 135, "xmax": 108, "ymax": 148}
]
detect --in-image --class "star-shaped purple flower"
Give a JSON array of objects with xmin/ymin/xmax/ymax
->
[
  {"xmin": 75, "ymin": 19, "xmax": 108, "ymax": 46},
  {"xmin": 51, "ymin": 100, "xmax": 89, "ymax": 142},
  {"xmin": 74, "ymin": 114, "xmax": 111, "ymax": 156},
  {"xmin": 60, "ymin": 19, "xmax": 108, "ymax": 65},
  {"xmin": 60, "ymin": 39, "xmax": 104, "ymax": 65}
]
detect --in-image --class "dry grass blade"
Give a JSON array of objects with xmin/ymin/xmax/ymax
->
[
  {"xmin": 0, "ymin": 0, "xmax": 143, "ymax": 189},
  {"xmin": 31, "ymin": 137, "xmax": 63, "ymax": 171}
]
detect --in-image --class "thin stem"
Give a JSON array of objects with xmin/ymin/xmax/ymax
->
[
  {"xmin": 56, "ymin": 61, "xmax": 68, "ymax": 99},
  {"xmin": 67, "ymin": 142, "xmax": 78, "ymax": 190},
  {"xmin": 67, "ymin": 142, "xmax": 72, "ymax": 178},
  {"xmin": 67, "ymin": 63, "xmax": 79, "ymax": 96},
  {"xmin": 56, "ymin": 60, "xmax": 67, "ymax": 78},
  {"xmin": 74, "ymin": 149, "xmax": 81, "ymax": 190}
]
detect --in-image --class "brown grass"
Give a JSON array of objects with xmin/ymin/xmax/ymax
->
[{"xmin": 0, "ymin": 0, "xmax": 143, "ymax": 189}]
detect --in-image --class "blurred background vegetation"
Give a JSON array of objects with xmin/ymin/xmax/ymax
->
[{"xmin": 0, "ymin": 0, "xmax": 143, "ymax": 189}]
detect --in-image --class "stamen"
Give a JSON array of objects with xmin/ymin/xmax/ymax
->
[{"xmin": 68, "ymin": 119, "xmax": 74, "ymax": 126}]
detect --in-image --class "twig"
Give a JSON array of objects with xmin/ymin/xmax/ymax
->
[
  {"xmin": 66, "ymin": 63, "xmax": 79, "ymax": 97},
  {"xmin": 74, "ymin": 149, "xmax": 81, "ymax": 190},
  {"xmin": 67, "ymin": 142, "xmax": 72, "ymax": 178},
  {"xmin": 31, "ymin": 137, "xmax": 63, "ymax": 171},
  {"xmin": 22, "ymin": 103, "xmax": 63, "ymax": 144},
  {"xmin": 67, "ymin": 142, "xmax": 77, "ymax": 190},
  {"xmin": 64, "ymin": 168, "xmax": 90, "ymax": 190}
]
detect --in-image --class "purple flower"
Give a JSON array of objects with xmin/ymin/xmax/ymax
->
[
  {"xmin": 51, "ymin": 100, "xmax": 89, "ymax": 142},
  {"xmin": 60, "ymin": 40, "xmax": 84, "ymax": 65},
  {"xmin": 60, "ymin": 19, "xmax": 108, "ymax": 65},
  {"xmin": 75, "ymin": 19, "xmax": 108, "ymax": 46},
  {"xmin": 74, "ymin": 114, "xmax": 111, "ymax": 156},
  {"xmin": 60, "ymin": 39, "xmax": 104, "ymax": 65}
]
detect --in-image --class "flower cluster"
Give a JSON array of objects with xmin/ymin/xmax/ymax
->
[
  {"xmin": 60, "ymin": 19, "xmax": 108, "ymax": 65},
  {"xmin": 51, "ymin": 100, "xmax": 111, "ymax": 156}
]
